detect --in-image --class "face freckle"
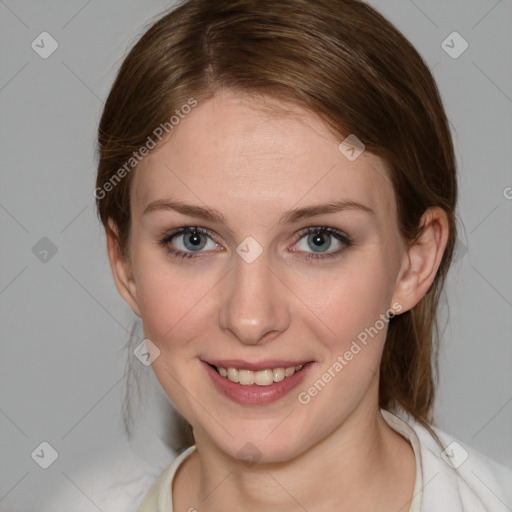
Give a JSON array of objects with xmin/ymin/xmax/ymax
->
[{"xmin": 125, "ymin": 89, "xmax": 407, "ymax": 463}]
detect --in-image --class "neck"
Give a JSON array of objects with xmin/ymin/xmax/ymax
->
[{"xmin": 174, "ymin": 401, "xmax": 416, "ymax": 512}]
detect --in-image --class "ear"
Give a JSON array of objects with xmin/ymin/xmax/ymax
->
[
  {"xmin": 105, "ymin": 219, "xmax": 141, "ymax": 317},
  {"xmin": 391, "ymin": 207, "xmax": 450, "ymax": 314}
]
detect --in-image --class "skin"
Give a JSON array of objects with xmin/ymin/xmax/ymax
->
[{"xmin": 107, "ymin": 88, "xmax": 449, "ymax": 511}]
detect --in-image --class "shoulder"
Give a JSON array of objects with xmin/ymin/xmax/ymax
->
[
  {"xmin": 403, "ymin": 411, "xmax": 512, "ymax": 512},
  {"xmin": 136, "ymin": 445, "xmax": 197, "ymax": 512},
  {"xmin": 40, "ymin": 448, "xmax": 171, "ymax": 512}
]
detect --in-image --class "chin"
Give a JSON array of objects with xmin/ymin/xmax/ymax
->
[{"xmin": 202, "ymin": 419, "xmax": 312, "ymax": 466}]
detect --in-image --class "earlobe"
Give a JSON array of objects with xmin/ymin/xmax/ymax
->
[
  {"xmin": 392, "ymin": 207, "xmax": 449, "ymax": 314},
  {"xmin": 105, "ymin": 219, "xmax": 141, "ymax": 318}
]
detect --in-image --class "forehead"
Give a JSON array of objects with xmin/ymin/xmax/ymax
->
[{"xmin": 132, "ymin": 90, "xmax": 394, "ymax": 220}]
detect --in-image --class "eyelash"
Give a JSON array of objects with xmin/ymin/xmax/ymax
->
[{"xmin": 157, "ymin": 226, "xmax": 352, "ymax": 262}]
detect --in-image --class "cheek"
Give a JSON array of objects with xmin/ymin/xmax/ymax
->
[
  {"xmin": 132, "ymin": 252, "xmax": 215, "ymax": 412},
  {"xmin": 293, "ymin": 267, "xmax": 393, "ymax": 421},
  {"xmin": 297, "ymin": 257, "xmax": 394, "ymax": 351},
  {"xmin": 132, "ymin": 248, "xmax": 213, "ymax": 353}
]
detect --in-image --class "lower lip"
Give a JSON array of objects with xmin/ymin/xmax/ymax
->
[{"xmin": 202, "ymin": 361, "xmax": 313, "ymax": 405}]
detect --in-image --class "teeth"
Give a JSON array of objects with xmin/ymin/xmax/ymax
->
[
  {"xmin": 238, "ymin": 369, "xmax": 255, "ymax": 385},
  {"xmin": 227, "ymin": 367, "xmax": 238, "ymax": 383},
  {"xmin": 254, "ymin": 369, "xmax": 274, "ymax": 386},
  {"xmin": 273, "ymin": 368, "xmax": 285, "ymax": 382},
  {"xmin": 218, "ymin": 364, "xmax": 305, "ymax": 386}
]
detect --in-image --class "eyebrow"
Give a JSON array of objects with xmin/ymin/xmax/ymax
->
[{"xmin": 142, "ymin": 198, "xmax": 374, "ymax": 224}]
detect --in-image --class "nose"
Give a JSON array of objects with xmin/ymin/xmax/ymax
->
[{"xmin": 218, "ymin": 249, "xmax": 291, "ymax": 346}]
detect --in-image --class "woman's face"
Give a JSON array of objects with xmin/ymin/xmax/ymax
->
[{"xmin": 120, "ymin": 89, "xmax": 413, "ymax": 463}]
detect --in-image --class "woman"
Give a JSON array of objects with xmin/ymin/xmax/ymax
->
[{"xmin": 95, "ymin": 0, "xmax": 512, "ymax": 510}]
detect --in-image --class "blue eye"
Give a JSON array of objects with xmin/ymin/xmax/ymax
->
[
  {"xmin": 291, "ymin": 227, "xmax": 351, "ymax": 261},
  {"xmin": 158, "ymin": 227, "xmax": 218, "ymax": 259},
  {"xmin": 158, "ymin": 226, "xmax": 351, "ymax": 261}
]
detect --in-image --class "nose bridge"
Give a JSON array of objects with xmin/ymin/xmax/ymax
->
[{"xmin": 218, "ymin": 246, "xmax": 290, "ymax": 345}]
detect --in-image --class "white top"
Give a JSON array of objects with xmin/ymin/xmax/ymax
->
[{"xmin": 135, "ymin": 408, "xmax": 512, "ymax": 512}]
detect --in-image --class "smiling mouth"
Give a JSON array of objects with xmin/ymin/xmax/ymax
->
[{"xmin": 208, "ymin": 363, "xmax": 306, "ymax": 386}]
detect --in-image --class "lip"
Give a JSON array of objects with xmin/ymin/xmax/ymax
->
[
  {"xmin": 203, "ymin": 359, "xmax": 310, "ymax": 371},
  {"xmin": 202, "ymin": 360, "xmax": 314, "ymax": 405}
]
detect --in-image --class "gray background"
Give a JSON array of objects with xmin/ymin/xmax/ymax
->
[{"xmin": 1, "ymin": 0, "xmax": 511, "ymax": 510}]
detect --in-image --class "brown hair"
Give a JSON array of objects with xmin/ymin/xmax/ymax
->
[{"xmin": 96, "ymin": 0, "xmax": 457, "ymax": 449}]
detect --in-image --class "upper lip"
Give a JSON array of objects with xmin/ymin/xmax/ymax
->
[{"xmin": 202, "ymin": 359, "xmax": 311, "ymax": 371}]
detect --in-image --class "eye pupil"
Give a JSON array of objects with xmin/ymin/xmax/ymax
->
[
  {"xmin": 190, "ymin": 233, "xmax": 201, "ymax": 245},
  {"xmin": 308, "ymin": 232, "xmax": 331, "ymax": 252},
  {"xmin": 184, "ymin": 231, "xmax": 206, "ymax": 250}
]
